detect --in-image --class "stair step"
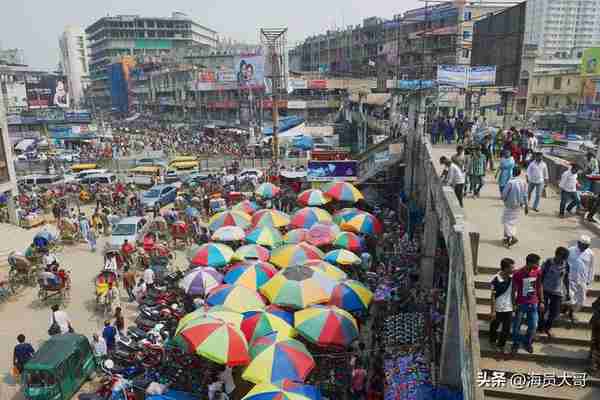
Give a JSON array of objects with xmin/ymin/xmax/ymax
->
[
  {"xmin": 479, "ymin": 321, "xmax": 590, "ymax": 347},
  {"xmin": 476, "ymin": 288, "xmax": 595, "ymax": 313},
  {"xmin": 474, "ymin": 273, "xmax": 600, "ymax": 298},
  {"xmin": 477, "ymin": 304, "xmax": 593, "ymax": 330}
]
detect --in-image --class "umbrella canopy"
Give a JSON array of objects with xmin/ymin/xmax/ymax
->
[
  {"xmin": 341, "ymin": 212, "xmax": 383, "ymax": 236},
  {"xmin": 33, "ymin": 230, "xmax": 54, "ymax": 247},
  {"xmin": 241, "ymin": 310, "xmax": 296, "ymax": 343},
  {"xmin": 307, "ymin": 223, "xmax": 340, "ymax": 247},
  {"xmin": 323, "ymin": 182, "xmax": 364, "ymax": 203},
  {"xmin": 177, "ymin": 318, "xmax": 250, "ymax": 366},
  {"xmin": 329, "ymin": 280, "xmax": 374, "ymax": 313},
  {"xmin": 190, "ymin": 243, "xmax": 234, "ymax": 268},
  {"xmin": 270, "ymin": 380, "xmax": 322, "ymax": 400},
  {"xmin": 212, "ymin": 226, "xmax": 246, "ymax": 242},
  {"xmin": 255, "ymin": 183, "xmax": 282, "ymax": 199},
  {"xmin": 297, "ymin": 189, "xmax": 331, "ymax": 207},
  {"xmin": 176, "ymin": 307, "xmax": 243, "ymax": 335},
  {"xmin": 224, "ymin": 262, "xmax": 278, "ymax": 290},
  {"xmin": 252, "ymin": 209, "xmax": 291, "ymax": 228},
  {"xmin": 332, "ymin": 208, "xmax": 362, "ymax": 225},
  {"xmin": 284, "ymin": 229, "xmax": 310, "ymax": 245},
  {"xmin": 233, "ymin": 200, "xmax": 260, "ymax": 215},
  {"xmin": 260, "ymin": 265, "xmax": 336, "ymax": 309},
  {"xmin": 233, "ymin": 244, "xmax": 271, "ymax": 262},
  {"xmin": 290, "ymin": 207, "xmax": 333, "ymax": 229},
  {"xmin": 242, "ymin": 337, "xmax": 315, "ymax": 384},
  {"xmin": 186, "ymin": 244, "xmax": 202, "ymax": 262},
  {"xmin": 242, "ymin": 382, "xmax": 320, "ymax": 400},
  {"xmin": 206, "ymin": 284, "xmax": 266, "ymax": 313},
  {"xmin": 302, "ymin": 260, "xmax": 348, "ymax": 281},
  {"xmin": 265, "ymin": 304, "xmax": 295, "ymax": 326},
  {"xmin": 249, "ymin": 331, "xmax": 294, "ymax": 356},
  {"xmin": 323, "ymin": 249, "xmax": 362, "ymax": 266},
  {"xmin": 246, "ymin": 226, "xmax": 284, "ymax": 248},
  {"xmin": 294, "ymin": 305, "xmax": 358, "ymax": 348},
  {"xmin": 185, "ymin": 207, "xmax": 200, "ymax": 218},
  {"xmin": 208, "ymin": 210, "xmax": 252, "ymax": 231},
  {"xmin": 332, "ymin": 232, "xmax": 364, "ymax": 253},
  {"xmin": 270, "ymin": 243, "xmax": 324, "ymax": 268},
  {"xmin": 179, "ymin": 267, "xmax": 223, "ymax": 297}
]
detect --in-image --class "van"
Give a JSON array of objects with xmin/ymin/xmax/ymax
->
[
  {"xmin": 18, "ymin": 175, "xmax": 64, "ymax": 187},
  {"xmin": 22, "ymin": 333, "xmax": 96, "ymax": 400},
  {"xmin": 126, "ymin": 166, "xmax": 162, "ymax": 186},
  {"xmin": 80, "ymin": 173, "xmax": 116, "ymax": 185},
  {"xmin": 64, "ymin": 169, "xmax": 108, "ymax": 183}
]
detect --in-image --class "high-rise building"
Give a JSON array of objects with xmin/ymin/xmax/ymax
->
[
  {"xmin": 525, "ymin": 0, "xmax": 600, "ymax": 61},
  {"xmin": 85, "ymin": 12, "xmax": 218, "ymax": 110},
  {"xmin": 59, "ymin": 25, "xmax": 90, "ymax": 108},
  {"xmin": 0, "ymin": 48, "xmax": 25, "ymax": 65},
  {"xmin": 0, "ymin": 87, "xmax": 18, "ymax": 223}
]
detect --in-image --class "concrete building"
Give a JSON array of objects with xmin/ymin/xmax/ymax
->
[
  {"xmin": 0, "ymin": 88, "xmax": 18, "ymax": 223},
  {"xmin": 85, "ymin": 12, "xmax": 218, "ymax": 109},
  {"xmin": 59, "ymin": 25, "xmax": 90, "ymax": 108},
  {"xmin": 526, "ymin": 68, "xmax": 582, "ymax": 113},
  {"xmin": 0, "ymin": 48, "xmax": 25, "ymax": 65}
]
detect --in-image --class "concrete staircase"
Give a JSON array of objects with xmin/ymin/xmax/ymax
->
[{"xmin": 476, "ymin": 266, "xmax": 600, "ymax": 399}]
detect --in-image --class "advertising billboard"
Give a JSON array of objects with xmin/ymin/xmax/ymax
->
[
  {"xmin": 5, "ymin": 82, "xmax": 28, "ymax": 110},
  {"xmin": 236, "ymin": 55, "xmax": 265, "ymax": 89},
  {"xmin": 307, "ymin": 160, "xmax": 358, "ymax": 182},
  {"xmin": 468, "ymin": 66, "xmax": 497, "ymax": 86},
  {"xmin": 437, "ymin": 65, "xmax": 468, "ymax": 88},
  {"xmin": 581, "ymin": 48, "xmax": 600, "ymax": 76},
  {"xmin": 288, "ymin": 78, "xmax": 308, "ymax": 92},
  {"xmin": 64, "ymin": 110, "xmax": 92, "ymax": 123},
  {"xmin": 26, "ymin": 74, "xmax": 68, "ymax": 109},
  {"xmin": 308, "ymin": 80, "xmax": 328, "ymax": 90}
]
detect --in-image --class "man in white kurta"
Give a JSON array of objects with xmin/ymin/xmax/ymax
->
[
  {"xmin": 567, "ymin": 235, "xmax": 595, "ymax": 322},
  {"xmin": 501, "ymin": 166, "xmax": 528, "ymax": 248}
]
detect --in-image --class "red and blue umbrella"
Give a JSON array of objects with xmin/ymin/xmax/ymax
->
[
  {"xmin": 290, "ymin": 207, "xmax": 333, "ymax": 229},
  {"xmin": 284, "ymin": 229, "xmax": 310, "ymax": 244},
  {"xmin": 323, "ymin": 182, "xmax": 364, "ymax": 203},
  {"xmin": 332, "ymin": 232, "xmax": 364, "ymax": 253},
  {"xmin": 332, "ymin": 208, "xmax": 362, "ymax": 225},
  {"xmin": 206, "ymin": 284, "xmax": 266, "ymax": 313},
  {"xmin": 266, "ymin": 304, "xmax": 295, "ymax": 326},
  {"xmin": 294, "ymin": 305, "xmax": 358, "ymax": 348},
  {"xmin": 190, "ymin": 243, "xmax": 234, "ymax": 268},
  {"xmin": 241, "ymin": 310, "xmax": 296, "ymax": 343},
  {"xmin": 328, "ymin": 279, "xmax": 374, "ymax": 313},
  {"xmin": 255, "ymin": 183, "xmax": 282, "ymax": 199},
  {"xmin": 297, "ymin": 189, "xmax": 331, "ymax": 207},
  {"xmin": 233, "ymin": 244, "xmax": 271, "ymax": 262},
  {"xmin": 234, "ymin": 200, "xmax": 260, "ymax": 215},
  {"xmin": 224, "ymin": 262, "xmax": 278, "ymax": 290},
  {"xmin": 341, "ymin": 212, "xmax": 383, "ymax": 236},
  {"xmin": 179, "ymin": 267, "xmax": 223, "ymax": 297}
]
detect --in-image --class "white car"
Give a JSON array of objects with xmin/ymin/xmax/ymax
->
[{"xmin": 57, "ymin": 151, "xmax": 80, "ymax": 163}]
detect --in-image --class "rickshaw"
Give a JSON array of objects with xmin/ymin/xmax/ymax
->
[
  {"xmin": 8, "ymin": 252, "xmax": 37, "ymax": 289},
  {"xmin": 170, "ymin": 220, "xmax": 190, "ymax": 248},
  {"xmin": 57, "ymin": 219, "xmax": 80, "ymax": 244},
  {"xmin": 37, "ymin": 269, "xmax": 71, "ymax": 302},
  {"xmin": 95, "ymin": 270, "xmax": 120, "ymax": 314},
  {"xmin": 21, "ymin": 333, "xmax": 96, "ymax": 400},
  {"xmin": 33, "ymin": 230, "xmax": 63, "ymax": 254}
]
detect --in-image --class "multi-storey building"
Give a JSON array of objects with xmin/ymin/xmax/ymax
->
[
  {"xmin": 85, "ymin": 12, "xmax": 217, "ymax": 109},
  {"xmin": 526, "ymin": 69, "xmax": 582, "ymax": 113},
  {"xmin": 0, "ymin": 87, "xmax": 18, "ymax": 223},
  {"xmin": 59, "ymin": 25, "xmax": 90, "ymax": 108},
  {"xmin": 0, "ymin": 48, "xmax": 25, "ymax": 65}
]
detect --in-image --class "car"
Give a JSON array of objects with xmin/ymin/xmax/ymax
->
[
  {"xmin": 64, "ymin": 168, "xmax": 108, "ymax": 183},
  {"xmin": 183, "ymin": 172, "xmax": 210, "ymax": 186},
  {"xmin": 79, "ymin": 173, "xmax": 116, "ymax": 185},
  {"xmin": 141, "ymin": 184, "xmax": 177, "ymax": 210},
  {"xmin": 136, "ymin": 157, "xmax": 167, "ymax": 168},
  {"xmin": 107, "ymin": 216, "xmax": 150, "ymax": 251},
  {"xmin": 238, "ymin": 168, "xmax": 263, "ymax": 181},
  {"xmin": 57, "ymin": 151, "xmax": 80, "ymax": 163}
]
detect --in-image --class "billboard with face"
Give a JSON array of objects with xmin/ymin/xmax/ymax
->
[
  {"xmin": 236, "ymin": 55, "xmax": 265, "ymax": 89},
  {"xmin": 25, "ymin": 74, "xmax": 69, "ymax": 109}
]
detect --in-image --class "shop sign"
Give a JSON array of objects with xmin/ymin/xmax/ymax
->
[
  {"xmin": 308, "ymin": 80, "xmax": 328, "ymax": 90},
  {"xmin": 307, "ymin": 160, "xmax": 358, "ymax": 182},
  {"xmin": 287, "ymin": 100, "xmax": 307, "ymax": 109}
]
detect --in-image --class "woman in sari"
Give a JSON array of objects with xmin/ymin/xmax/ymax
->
[{"xmin": 496, "ymin": 150, "xmax": 515, "ymax": 195}]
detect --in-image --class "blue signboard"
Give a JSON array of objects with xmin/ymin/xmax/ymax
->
[
  {"xmin": 65, "ymin": 111, "xmax": 92, "ymax": 122},
  {"xmin": 307, "ymin": 160, "xmax": 358, "ymax": 182}
]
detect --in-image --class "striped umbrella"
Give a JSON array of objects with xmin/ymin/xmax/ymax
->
[
  {"xmin": 206, "ymin": 284, "xmax": 266, "ymax": 313},
  {"xmin": 290, "ymin": 207, "xmax": 333, "ymax": 229},
  {"xmin": 328, "ymin": 279, "xmax": 374, "ymax": 313},
  {"xmin": 209, "ymin": 210, "xmax": 252, "ymax": 231},
  {"xmin": 265, "ymin": 304, "xmax": 295, "ymax": 326},
  {"xmin": 341, "ymin": 212, "xmax": 383, "ymax": 236},
  {"xmin": 224, "ymin": 262, "xmax": 278, "ymax": 291},
  {"xmin": 249, "ymin": 331, "xmax": 294, "ymax": 356},
  {"xmin": 233, "ymin": 200, "xmax": 260, "ymax": 215},
  {"xmin": 177, "ymin": 317, "xmax": 250, "ymax": 366},
  {"xmin": 233, "ymin": 244, "xmax": 271, "ymax": 262},
  {"xmin": 332, "ymin": 232, "xmax": 364, "ymax": 253},
  {"xmin": 284, "ymin": 228, "xmax": 310, "ymax": 244},
  {"xmin": 323, "ymin": 249, "xmax": 362, "ymax": 266},
  {"xmin": 212, "ymin": 226, "xmax": 246, "ymax": 242},
  {"xmin": 179, "ymin": 267, "xmax": 223, "ymax": 297},
  {"xmin": 270, "ymin": 243, "xmax": 324, "ymax": 268},
  {"xmin": 246, "ymin": 226, "xmax": 284, "ymax": 248},
  {"xmin": 302, "ymin": 260, "xmax": 348, "ymax": 281},
  {"xmin": 332, "ymin": 208, "xmax": 362, "ymax": 225},
  {"xmin": 242, "ymin": 382, "xmax": 320, "ymax": 400},
  {"xmin": 190, "ymin": 243, "xmax": 234, "ymax": 268},
  {"xmin": 186, "ymin": 244, "xmax": 202, "ymax": 262},
  {"xmin": 322, "ymin": 182, "xmax": 364, "ymax": 203},
  {"xmin": 294, "ymin": 305, "xmax": 358, "ymax": 348},
  {"xmin": 241, "ymin": 310, "xmax": 296, "ymax": 343},
  {"xmin": 297, "ymin": 189, "xmax": 331, "ymax": 207},
  {"xmin": 307, "ymin": 223, "xmax": 341, "ymax": 247},
  {"xmin": 252, "ymin": 209, "xmax": 291, "ymax": 228},
  {"xmin": 255, "ymin": 183, "xmax": 282, "ymax": 199},
  {"xmin": 176, "ymin": 307, "xmax": 243, "ymax": 335}
]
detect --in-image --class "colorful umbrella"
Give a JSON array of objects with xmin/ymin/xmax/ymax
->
[
  {"xmin": 177, "ymin": 318, "xmax": 250, "ymax": 366},
  {"xmin": 270, "ymin": 380, "xmax": 322, "ymax": 400},
  {"xmin": 329, "ymin": 279, "xmax": 374, "ymax": 313},
  {"xmin": 332, "ymin": 208, "xmax": 362, "ymax": 225},
  {"xmin": 323, "ymin": 182, "xmax": 364, "ymax": 203},
  {"xmin": 233, "ymin": 244, "xmax": 271, "ymax": 262},
  {"xmin": 270, "ymin": 243, "xmax": 324, "ymax": 268},
  {"xmin": 252, "ymin": 209, "xmax": 291, "ymax": 228},
  {"xmin": 246, "ymin": 226, "xmax": 284, "ymax": 248},
  {"xmin": 176, "ymin": 307, "xmax": 243, "ymax": 335},
  {"xmin": 179, "ymin": 267, "xmax": 223, "ymax": 297},
  {"xmin": 249, "ymin": 331, "xmax": 294, "ymax": 356},
  {"xmin": 206, "ymin": 284, "xmax": 266, "ymax": 313},
  {"xmin": 241, "ymin": 310, "xmax": 296, "ymax": 343},
  {"xmin": 307, "ymin": 223, "xmax": 341, "ymax": 247},
  {"xmin": 302, "ymin": 260, "xmax": 348, "ymax": 281},
  {"xmin": 323, "ymin": 249, "xmax": 362, "ymax": 266},
  {"xmin": 284, "ymin": 229, "xmax": 310, "ymax": 244},
  {"xmin": 265, "ymin": 304, "xmax": 295, "ymax": 326},
  {"xmin": 234, "ymin": 200, "xmax": 259, "ymax": 215},
  {"xmin": 297, "ymin": 189, "xmax": 331, "ymax": 207},
  {"xmin": 212, "ymin": 226, "xmax": 246, "ymax": 242},
  {"xmin": 242, "ymin": 337, "xmax": 315, "ymax": 384},
  {"xmin": 224, "ymin": 262, "xmax": 278, "ymax": 290},
  {"xmin": 255, "ymin": 183, "xmax": 282, "ymax": 199},
  {"xmin": 290, "ymin": 207, "xmax": 333, "ymax": 229},
  {"xmin": 341, "ymin": 212, "xmax": 383, "ymax": 236},
  {"xmin": 332, "ymin": 232, "xmax": 364, "ymax": 253},
  {"xmin": 260, "ymin": 265, "xmax": 336, "ymax": 309},
  {"xmin": 294, "ymin": 305, "xmax": 359, "ymax": 348},
  {"xmin": 242, "ymin": 382, "xmax": 320, "ymax": 400},
  {"xmin": 208, "ymin": 210, "xmax": 252, "ymax": 231},
  {"xmin": 186, "ymin": 244, "xmax": 202, "ymax": 261},
  {"xmin": 190, "ymin": 243, "xmax": 234, "ymax": 268}
]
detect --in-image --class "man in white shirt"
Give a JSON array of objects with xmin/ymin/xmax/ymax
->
[
  {"xmin": 526, "ymin": 152, "xmax": 549, "ymax": 212},
  {"xmin": 567, "ymin": 235, "xmax": 595, "ymax": 324},
  {"xmin": 92, "ymin": 333, "xmax": 107, "ymax": 358},
  {"xmin": 489, "ymin": 258, "xmax": 514, "ymax": 352},
  {"xmin": 143, "ymin": 267, "xmax": 155, "ymax": 288},
  {"xmin": 559, "ymin": 164, "xmax": 580, "ymax": 217},
  {"xmin": 440, "ymin": 156, "xmax": 465, "ymax": 207},
  {"xmin": 50, "ymin": 304, "xmax": 71, "ymax": 334}
]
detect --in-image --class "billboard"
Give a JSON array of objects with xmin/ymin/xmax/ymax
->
[
  {"xmin": 468, "ymin": 66, "xmax": 497, "ymax": 86},
  {"xmin": 581, "ymin": 48, "xmax": 600, "ymax": 76},
  {"xmin": 193, "ymin": 68, "xmax": 238, "ymax": 91},
  {"xmin": 437, "ymin": 65, "xmax": 468, "ymax": 88},
  {"xmin": 308, "ymin": 80, "xmax": 328, "ymax": 90},
  {"xmin": 307, "ymin": 160, "xmax": 358, "ymax": 182},
  {"xmin": 236, "ymin": 55, "xmax": 265, "ymax": 89},
  {"xmin": 387, "ymin": 79, "xmax": 436, "ymax": 90},
  {"xmin": 288, "ymin": 78, "xmax": 308, "ymax": 92},
  {"xmin": 64, "ymin": 110, "xmax": 92, "ymax": 122},
  {"xmin": 5, "ymin": 82, "xmax": 27, "ymax": 110},
  {"xmin": 26, "ymin": 74, "xmax": 69, "ymax": 109}
]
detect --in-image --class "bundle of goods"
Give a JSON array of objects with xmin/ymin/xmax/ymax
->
[
  {"xmin": 384, "ymin": 352, "xmax": 432, "ymax": 400},
  {"xmin": 383, "ymin": 312, "xmax": 426, "ymax": 346}
]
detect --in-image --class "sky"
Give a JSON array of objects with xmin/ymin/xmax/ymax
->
[{"xmin": 0, "ymin": 0, "xmax": 421, "ymax": 70}]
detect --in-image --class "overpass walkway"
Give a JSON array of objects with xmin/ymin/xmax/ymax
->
[{"xmin": 431, "ymin": 144, "xmax": 600, "ymax": 400}]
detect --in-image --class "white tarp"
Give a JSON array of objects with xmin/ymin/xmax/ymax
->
[{"xmin": 15, "ymin": 139, "xmax": 35, "ymax": 152}]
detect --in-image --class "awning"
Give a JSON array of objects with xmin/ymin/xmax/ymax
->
[
  {"xmin": 349, "ymin": 93, "xmax": 391, "ymax": 106},
  {"xmin": 15, "ymin": 139, "xmax": 35, "ymax": 152}
]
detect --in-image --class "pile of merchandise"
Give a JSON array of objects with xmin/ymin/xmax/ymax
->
[
  {"xmin": 383, "ymin": 313, "xmax": 426, "ymax": 346},
  {"xmin": 384, "ymin": 352, "xmax": 431, "ymax": 400}
]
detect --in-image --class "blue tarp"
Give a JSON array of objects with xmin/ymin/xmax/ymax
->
[
  {"xmin": 110, "ymin": 63, "xmax": 129, "ymax": 114},
  {"xmin": 292, "ymin": 135, "xmax": 314, "ymax": 150},
  {"xmin": 146, "ymin": 390, "xmax": 201, "ymax": 400},
  {"xmin": 262, "ymin": 116, "xmax": 305, "ymax": 136}
]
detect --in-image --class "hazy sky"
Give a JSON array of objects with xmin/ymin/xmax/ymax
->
[{"xmin": 1, "ymin": 0, "xmax": 421, "ymax": 70}]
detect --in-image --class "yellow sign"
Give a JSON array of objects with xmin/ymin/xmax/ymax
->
[{"xmin": 581, "ymin": 48, "xmax": 600, "ymax": 76}]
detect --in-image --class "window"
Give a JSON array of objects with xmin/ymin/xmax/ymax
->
[
  {"xmin": 532, "ymin": 96, "xmax": 538, "ymax": 105},
  {"xmin": 536, "ymin": 78, "xmax": 541, "ymax": 87},
  {"xmin": 463, "ymin": 30, "xmax": 472, "ymax": 40},
  {"xmin": 464, "ymin": 11, "xmax": 472, "ymax": 21},
  {"xmin": 545, "ymin": 96, "xmax": 550, "ymax": 106},
  {"xmin": 462, "ymin": 49, "xmax": 470, "ymax": 59},
  {"xmin": 553, "ymin": 77, "xmax": 562, "ymax": 89}
]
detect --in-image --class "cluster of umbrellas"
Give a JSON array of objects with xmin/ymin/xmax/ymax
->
[{"xmin": 175, "ymin": 182, "xmax": 379, "ymax": 399}]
